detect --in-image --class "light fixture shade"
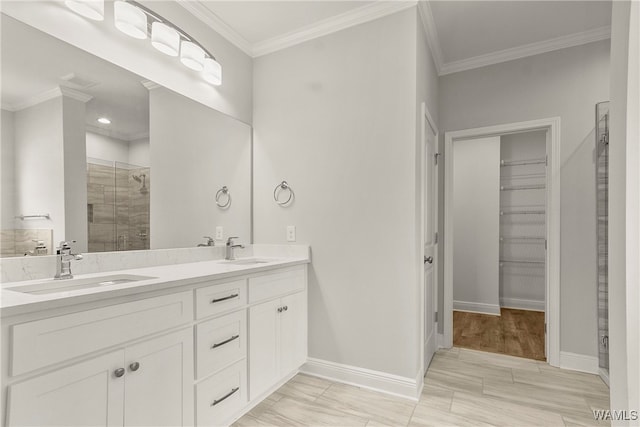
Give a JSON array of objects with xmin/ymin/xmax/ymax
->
[
  {"xmin": 65, "ymin": 0, "xmax": 104, "ymax": 21},
  {"xmin": 114, "ymin": 1, "xmax": 147, "ymax": 40},
  {"xmin": 180, "ymin": 41, "xmax": 205, "ymax": 71},
  {"xmin": 203, "ymin": 58, "xmax": 222, "ymax": 86},
  {"xmin": 151, "ymin": 22, "xmax": 180, "ymax": 56}
]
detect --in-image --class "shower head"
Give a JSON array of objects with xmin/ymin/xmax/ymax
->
[{"xmin": 132, "ymin": 174, "xmax": 148, "ymax": 194}]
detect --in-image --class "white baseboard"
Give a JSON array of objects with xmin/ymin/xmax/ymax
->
[
  {"xmin": 500, "ymin": 297, "xmax": 545, "ymax": 312},
  {"xmin": 559, "ymin": 351, "xmax": 599, "ymax": 374},
  {"xmin": 300, "ymin": 358, "xmax": 420, "ymax": 401},
  {"xmin": 453, "ymin": 300, "xmax": 501, "ymax": 315}
]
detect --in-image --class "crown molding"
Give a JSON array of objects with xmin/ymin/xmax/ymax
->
[
  {"xmin": 59, "ymin": 86, "xmax": 93, "ymax": 103},
  {"xmin": 417, "ymin": 1, "xmax": 443, "ymax": 75},
  {"xmin": 141, "ymin": 80, "xmax": 162, "ymax": 91},
  {"xmin": 2, "ymin": 86, "xmax": 92, "ymax": 112},
  {"xmin": 176, "ymin": 0, "xmax": 253, "ymax": 57},
  {"xmin": 439, "ymin": 25, "xmax": 611, "ymax": 76},
  {"xmin": 253, "ymin": 1, "xmax": 418, "ymax": 57}
]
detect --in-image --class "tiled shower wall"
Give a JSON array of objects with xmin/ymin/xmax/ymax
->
[
  {"xmin": 87, "ymin": 161, "xmax": 150, "ymax": 252},
  {"xmin": 0, "ymin": 229, "xmax": 53, "ymax": 257}
]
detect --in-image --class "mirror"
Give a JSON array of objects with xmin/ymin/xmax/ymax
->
[{"xmin": 0, "ymin": 14, "xmax": 252, "ymax": 257}]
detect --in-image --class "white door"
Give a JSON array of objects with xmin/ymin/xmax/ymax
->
[
  {"xmin": 423, "ymin": 106, "xmax": 439, "ymax": 371},
  {"xmin": 279, "ymin": 291, "xmax": 307, "ymax": 376},
  {"xmin": 249, "ymin": 299, "xmax": 280, "ymax": 400},
  {"xmin": 124, "ymin": 328, "xmax": 194, "ymax": 427},
  {"xmin": 7, "ymin": 351, "xmax": 125, "ymax": 427}
]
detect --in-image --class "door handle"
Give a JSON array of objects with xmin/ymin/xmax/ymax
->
[{"xmin": 424, "ymin": 256, "xmax": 433, "ymax": 264}]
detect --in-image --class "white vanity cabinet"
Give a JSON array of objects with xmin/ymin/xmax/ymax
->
[
  {"xmin": 249, "ymin": 269, "xmax": 307, "ymax": 400},
  {"xmin": 2, "ymin": 262, "xmax": 308, "ymax": 427},
  {"xmin": 7, "ymin": 328, "xmax": 194, "ymax": 427}
]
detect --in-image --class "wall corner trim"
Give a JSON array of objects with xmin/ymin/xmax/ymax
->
[
  {"xmin": 559, "ymin": 351, "xmax": 600, "ymax": 374},
  {"xmin": 300, "ymin": 358, "xmax": 420, "ymax": 401}
]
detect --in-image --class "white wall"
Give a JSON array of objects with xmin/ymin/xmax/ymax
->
[
  {"xmin": 439, "ymin": 40, "xmax": 610, "ymax": 357},
  {"xmin": 14, "ymin": 98, "xmax": 66, "ymax": 245},
  {"xmin": 128, "ymin": 137, "xmax": 150, "ymax": 167},
  {"xmin": 1, "ymin": 109, "xmax": 15, "ymax": 229},
  {"xmin": 500, "ymin": 131, "xmax": 547, "ymax": 310},
  {"xmin": 1, "ymin": 0, "xmax": 253, "ymax": 124},
  {"xmin": 150, "ymin": 87, "xmax": 251, "ymax": 250},
  {"xmin": 608, "ymin": 0, "xmax": 640, "ymax": 419},
  {"xmin": 452, "ymin": 136, "xmax": 501, "ymax": 314},
  {"xmin": 86, "ymin": 132, "xmax": 129, "ymax": 164},
  {"xmin": 86, "ymin": 132, "xmax": 150, "ymax": 167},
  {"xmin": 62, "ymin": 96, "xmax": 88, "ymax": 252},
  {"xmin": 254, "ymin": 8, "xmax": 422, "ymax": 380}
]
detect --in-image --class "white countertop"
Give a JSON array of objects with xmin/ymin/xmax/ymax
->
[{"xmin": 1, "ymin": 255, "xmax": 309, "ymax": 317}]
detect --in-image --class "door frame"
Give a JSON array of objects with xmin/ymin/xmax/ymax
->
[
  {"xmin": 419, "ymin": 102, "xmax": 439, "ymax": 377},
  {"xmin": 443, "ymin": 117, "xmax": 561, "ymax": 367}
]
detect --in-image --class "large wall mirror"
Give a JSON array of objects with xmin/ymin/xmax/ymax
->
[{"xmin": 0, "ymin": 13, "xmax": 252, "ymax": 257}]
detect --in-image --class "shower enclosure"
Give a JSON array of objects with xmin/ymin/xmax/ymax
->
[
  {"xmin": 87, "ymin": 158, "xmax": 150, "ymax": 252},
  {"xmin": 595, "ymin": 101, "xmax": 609, "ymax": 382}
]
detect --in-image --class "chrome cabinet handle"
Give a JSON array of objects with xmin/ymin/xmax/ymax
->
[
  {"xmin": 277, "ymin": 307, "xmax": 283, "ymax": 313},
  {"xmin": 424, "ymin": 256, "xmax": 433, "ymax": 264},
  {"xmin": 114, "ymin": 368, "xmax": 125, "ymax": 378},
  {"xmin": 212, "ymin": 334, "xmax": 240, "ymax": 349},
  {"xmin": 211, "ymin": 293, "xmax": 239, "ymax": 304},
  {"xmin": 211, "ymin": 387, "xmax": 239, "ymax": 406},
  {"xmin": 283, "ymin": 306, "xmax": 288, "ymax": 311},
  {"xmin": 129, "ymin": 362, "xmax": 140, "ymax": 372}
]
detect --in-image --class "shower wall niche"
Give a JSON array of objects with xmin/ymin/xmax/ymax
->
[{"xmin": 87, "ymin": 158, "xmax": 150, "ymax": 252}]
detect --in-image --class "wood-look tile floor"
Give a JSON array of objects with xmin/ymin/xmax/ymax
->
[
  {"xmin": 453, "ymin": 309, "xmax": 546, "ymax": 361},
  {"xmin": 233, "ymin": 348, "xmax": 610, "ymax": 427}
]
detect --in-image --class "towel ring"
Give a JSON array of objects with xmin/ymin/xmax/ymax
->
[
  {"xmin": 215, "ymin": 186, "xmax": 231, "ymax": 208},
  {"xmin": 273, "ymin": 181, "xmax": 294, "ymax": 206}
]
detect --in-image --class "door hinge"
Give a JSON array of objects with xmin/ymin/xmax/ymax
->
[
  {"xmin": 545, "ymin": 323, "xmax": 547, "ymax": 334},
  {"xmin": 435, "ymin": 312, "xmax": 438, "ymax": 322},
  {"xmin": 545, "ymin": 239, "xmax": 547, "ymax": 250},
  {"xmin": 434, "ymin": 153, "xmax": 440, "ymax": 165},
  {"xmin": 434, "ymin": 232, "xmax": 438, "ymax": 244},
  {"xmin": 545, "ymin": 155, "xmax": 548, "ymax": 166}
]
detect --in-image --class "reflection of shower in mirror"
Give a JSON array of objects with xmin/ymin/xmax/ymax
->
[{"xmin": 133, "ymin": 174, "xmax": 149, "ymax": 194}]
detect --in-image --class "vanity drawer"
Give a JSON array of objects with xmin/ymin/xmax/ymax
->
[
  {"xmin": 196, "ymin": 310, "xmax": 246, "ymax": 379},
  {"xmin": 248, "ymin": 267, "xmax": 305, "ymax": 303},
  {"xmin": 196, "ymin": 279, "xmax": 247, "ymax": 319},
  {"xmin": 11, "ymin": 291, "xmax": 192, "ymax": 376},
  {"xmin": 196, "ymin": 359, "xmax": 247, "ymax": 427}
]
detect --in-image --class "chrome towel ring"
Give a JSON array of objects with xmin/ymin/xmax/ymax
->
[
  {"xmin": 273, "ymin": 181, "xmax": 294, "ymax": 206},
  {"xmin": 215, "ymin": 186, "xmax": 231, "ymax": 208}
]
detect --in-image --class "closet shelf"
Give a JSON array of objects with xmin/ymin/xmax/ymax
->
[
  {"xmin": 500, "ymin": 184, "xmax": 545, "ymax": 191},
  {"xmin": 499, "ymin": 259, "xmax": 545, "ymax": 265},
  {"xmin": 500, "ymin": 209, "xmax": 545, "ymax": 216},
  {"xmin": 500, "ymin": 236, "xmax": 545, "ymax": 241},
  {"xmin": 500, "ymin": 158, "xmax": 546, "ymax": 167}
]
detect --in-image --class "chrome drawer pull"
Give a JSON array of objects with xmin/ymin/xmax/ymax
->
[
  {"xmin": 211, "ymin": 293, "xmax": 239, "ymax": 304},
  {"xmin": 211, "ymin": 387, "xmax": 239, "ymax": 406},
  {"xmin": 211, "ymin": 334, "xmax": 240, "ymax": 349}
]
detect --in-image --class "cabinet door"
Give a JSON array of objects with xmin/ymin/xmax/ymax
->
[
  {"xmin": 249, "ymin": 299, "xmax": 280, "ymax": 400},
  {"xmin": 279, "ymin": 291, "xmax": 307, "ymax": 376},
  {"xmin": 7, "ymin": 351, "xmax": 125, "ymax": 427},
  {"xmin": 124, "ymin": 328, "xmax": 194, "ymax": 427}
]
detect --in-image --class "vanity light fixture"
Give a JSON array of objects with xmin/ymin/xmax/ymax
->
[
  {"xmin": 97, "ymin": 117, "xmax": 111, "ymax": 124},
  {"xmin": 114, "ymin": 0, "xmax": 148, "ymax": 39},
  {"xmin": 203, "ymin": 57, "xmax": 222, "ymax": 86},
  {"xmin": 180, "ymin": 41, "xmax": 205, "ymax": 71},
  {"xmin": 151, "ymin": 22, "xmax": 180, "ymax": 57},
  {"xmin": 64, "ymin": 0, "xmax": 104, "ymax": 21}
]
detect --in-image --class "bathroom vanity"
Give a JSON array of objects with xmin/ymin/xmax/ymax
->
[{"xmin": 1, "ymin": 250, "xmax": 309, "ymax": 426}]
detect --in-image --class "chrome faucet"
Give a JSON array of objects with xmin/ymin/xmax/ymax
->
[
  {"xmin": 54, "ymin": 241, "xmax": 83, "ymax": 280},
  {"xmin": 225, "ymin": 237, "xmax": 244, "ymax": 260},
  {"xmin": 198, "ymin": 236, "xmax": 215, "ymax": 247}
]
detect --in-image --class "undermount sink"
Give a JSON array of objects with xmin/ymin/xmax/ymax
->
[
  {"xmin": 223, "ymin": 258, "xmax": 272, "ymax": 265},
  {"xmin": 7, "ymin": 274, "xmax": 157, "ymax": 295}
]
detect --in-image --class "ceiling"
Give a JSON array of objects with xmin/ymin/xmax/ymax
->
[
  {"xmin": 184, "ymin": 0, "xmax": 612, "ymax": 74},
  {"xmin": 1, "ymin": 15, "xmax": 149, "ymax": 140}
]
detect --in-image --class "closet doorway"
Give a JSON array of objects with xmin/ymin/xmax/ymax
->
[{"xmin": 443, "ymin": 118, "xmax": 560, "ymax": 366}]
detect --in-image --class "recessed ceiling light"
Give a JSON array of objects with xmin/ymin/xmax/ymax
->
[{"xmin": 97, "ymin": 117, "xmax": 111, "ymax": 125}]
